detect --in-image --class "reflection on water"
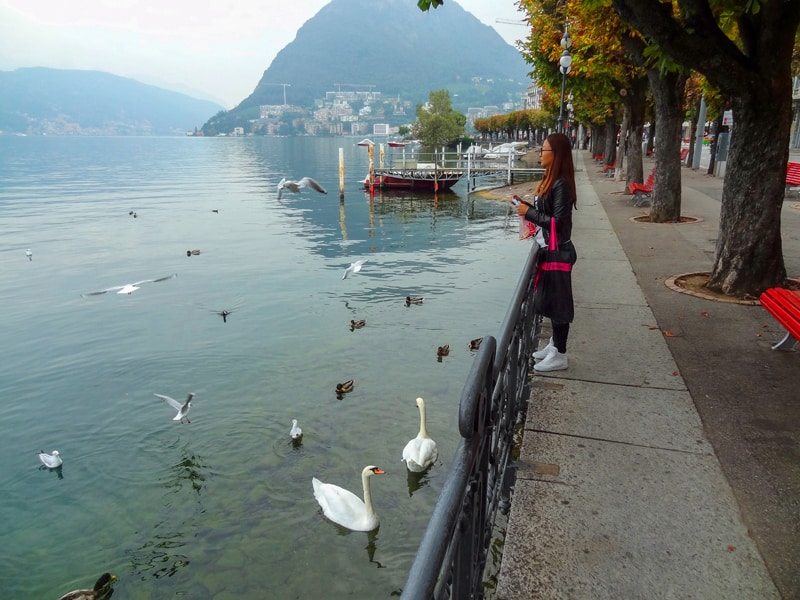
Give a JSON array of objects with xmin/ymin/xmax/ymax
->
[
  {"xmin": 405, "ymin": 469, "xmax": 431, "ymax": 497},
  {"xmin": 38, "ymin": 464, "xmax": 64, "ymax": 480}
]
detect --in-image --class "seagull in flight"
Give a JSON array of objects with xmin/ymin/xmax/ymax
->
[
  {"xmin": 82, "ymin": 273, "xmax": 177, "ymax": 297},
  {"xmin": 277, "ymin": 177, "xmax": 327, "ymax": 200},
  {"xmin": 342, "ymin": 260, "xmax": 366, "ymax": 279},
  {"xmin": 154, "ymin": 392, "xmax": 194, "ymax": 424}
]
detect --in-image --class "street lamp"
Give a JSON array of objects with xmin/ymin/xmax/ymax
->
[{"xmin": 557, "ymin": 24, "xmax": 573, "ymax": 135}]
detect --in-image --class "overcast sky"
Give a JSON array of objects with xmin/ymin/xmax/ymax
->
[{"xmin": 0, "ymin": 0, "xmax": 527, "ymax": 109}]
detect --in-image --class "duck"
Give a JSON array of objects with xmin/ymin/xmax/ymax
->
[
  {"xmin": 57, "ymin": 572, "xmax": 116, "ymax": 600},
  {"xmin": 335, "ymin": 379, "xmax": 354, "ymax": 395},
  {"xmin": 405, "ymin": 296, "xmax": 424, "ymax": 305},
  {"xmin": 186, "ymin": 249, "xmax": 201, "ymax": 256},
  {"xmin": 436, "ymin": 344, "xmax": 450, "ymax": 357},
  {"xmin": 38, "ymin": 450, "xmax": 63, "ymax": 468},
  {"xmin": 154, "ymin": 392, "xmax": 194, "ymax": 424},
  {"xmin": 290, "ymin": 419, "xmax": 303, "ymax": 440},
  {"xmin": 312, "ymin": 465, "xmax": 385, "ymax": 531},
  {"xmin": 350, "ymin": 319, "xmax": 366, "ymax": 330},
  {"xmin": 402, "ymin": 397, "xmax": 439, "ymax": 472},
  {"xmin": 468, "ymin": 337, "xmax": 484, "ymax": 350}
]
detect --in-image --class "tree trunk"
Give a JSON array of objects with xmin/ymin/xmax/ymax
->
[
  {"xmin": 615, "ymin": 104, "xmax": 630, "ymax": 181},
  {"xmin": 648, "ymin": 68, "xmax": 688, "ymax": 222},
  {"xmin": 622, "ymin": 76, "xmax": 648, "ymax": 187},
  {"xmin": 604, "ymin": 116, "xmax": 617, "ymax": 166},
  {"xmin": 686, "ymin": 99, "xmax": 699, "ymax": 167},
  {"xmin": 708, "ymin": 89, "xmax": 789, "ymax": 296}
]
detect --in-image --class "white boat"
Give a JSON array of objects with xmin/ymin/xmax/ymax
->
[{"xmin": 483, "ymin": 142, "xmax": 528, "ymax": 160}]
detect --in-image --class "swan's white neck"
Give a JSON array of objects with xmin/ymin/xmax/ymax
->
[
  {"xmin": 418, "ymin": 402, "xmax": 429, "ymax": 439},
  {"xmin": 362, "ymin": 471, "xmax": 376, "ymax": 520}
]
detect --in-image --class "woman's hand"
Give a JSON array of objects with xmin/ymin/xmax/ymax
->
[{"xmin": 515, "ymin": 201, "xmax": 530, "ymax": 216}]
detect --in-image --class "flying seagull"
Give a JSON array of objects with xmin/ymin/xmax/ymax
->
[
  {"xmin": 82, "ymin": 273, "xmax": 177, "ymax": 297},
  {"xmin": 277, "ymin": 177, "xmax": 327, "ymax": 200},
  {"xmin": 342, "ymin": 260, "xmax": 366, "ymax": 280},
  {"xmin": 154, "ymin": 392, "xmax": 194, "ymax": 424}
]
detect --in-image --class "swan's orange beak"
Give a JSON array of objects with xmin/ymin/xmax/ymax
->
[{"xmin": 372, "ymin": 468, "xmax": 385, "ymax": 475}]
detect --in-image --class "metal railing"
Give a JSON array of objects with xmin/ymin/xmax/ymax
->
[{"xmin": 400, "ymin": 244, "xmax": 542, "ymax": 600}]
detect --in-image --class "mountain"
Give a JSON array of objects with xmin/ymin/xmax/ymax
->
[
  {"xmin": 0, "ymin": 68, "xmax": 225, "ymax": 135},
  {"xmin": 204, "ymin": 0, "xmax": 531, "ymax": 133}
]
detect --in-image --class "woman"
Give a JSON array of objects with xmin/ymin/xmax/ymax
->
[{"xmin": 515, "ymin": 132, "xmax": 577, "ymax": 372}]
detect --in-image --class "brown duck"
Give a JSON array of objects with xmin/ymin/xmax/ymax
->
[{"xmin": 336, "ymin": 379, "xmax": 355, "ymax": 394}]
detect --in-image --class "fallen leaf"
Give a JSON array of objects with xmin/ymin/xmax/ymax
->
[
  {"xmin": 701, "ymin": 311, "xmax": 710, "ymax": 317},
  {"xmin": 727, "ymin": 545, "xmax": 736, "ymax": 552},
  {"xmin": 663, "ymin": 330, "xmax": 677, "ymax": 337},
  {"xmin": 672, "ymin": 371, "xmax": 679, "ymax": 376}
]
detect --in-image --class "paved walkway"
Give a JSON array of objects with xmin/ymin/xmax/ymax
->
[{"xmin": 494, "ymin": 150, "xmax": 800, "ymax": 599}]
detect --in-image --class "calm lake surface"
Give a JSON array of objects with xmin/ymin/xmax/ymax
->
[{"xmin": 0, "ymin": 135, "xmax": 526, "ymax": 599}]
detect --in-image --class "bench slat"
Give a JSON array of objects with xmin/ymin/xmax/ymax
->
[{"xmin": 760, "ymin": 288, "xmax": 800, "ymax": 349}]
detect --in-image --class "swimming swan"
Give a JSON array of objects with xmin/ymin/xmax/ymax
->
[
  {"xmin": 312, "ymin": 465, "xmax": 385, "ymax": 531},
  {"xmin": 402, "ymin": 397, "xmax": 438, "ymax": 472}
]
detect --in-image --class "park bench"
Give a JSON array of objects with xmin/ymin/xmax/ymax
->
[
  {"xmin": 628, "ymin": 167, "xmax": 655, "ymax": 207},
  {"xmin": 759, "ymin": 287, "xmax": 800, "ymax": 350},
  {"xmin": 602, "ymin": 159, "xmax": 616, "ymax": 176},
  {"xmin": 680, "ymin": 148, "xmax": 689, "ymax": 163},
  {"xmin": 593, "ymin": 153, "xmax": 603, "ymax": 162},
  {"xmin": 785, "ymin": 162, "xmax": 800, "ymax": 197}
]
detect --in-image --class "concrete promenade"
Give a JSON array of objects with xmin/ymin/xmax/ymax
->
[{"xmin": 493, "ymin": 150, "xmax": 800, "ymax": 599}]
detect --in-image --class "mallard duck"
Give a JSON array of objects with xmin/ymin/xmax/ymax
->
[
  {"xmin": 350, "ymin": 319, "xmax": 366, "ymax": 329},
  {"xmin": 57, "ymin": 572, "xmax": 115, "ymax": 600},
  {"xmin": 468, "ymin": 337, "xmax": 484, "ymax": 350},
  {"xmin": 436, "ymin": 345, "xmax": 450, "ymax": 357},
  {"xmin": 335, "ymin": 379, "xmax": 354, "ymax": 394},
  {"xmin": 186, "ymin": 249, "xmax": 201, "ymax": 256},
  {"xmin": 405, "ymin": 296, "xmax": 424, "ymax": 305},
  {"xmin": 312, "ymin": 465, "xmax": 385, "ymax": 531}
]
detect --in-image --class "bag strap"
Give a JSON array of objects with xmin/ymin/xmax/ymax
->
[{"xmin": 548, "ymin": 217, "xmax": 559, "ymax": 251}]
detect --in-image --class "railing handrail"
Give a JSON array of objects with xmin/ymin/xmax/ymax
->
[{"xmin": 401, "ymin": 244, "xmax": 542, "ymax": 599}]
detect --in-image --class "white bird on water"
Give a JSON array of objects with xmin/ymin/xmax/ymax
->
[
  {"xmin": 82, "ymin": 273, "xmax": 177, "ymax": 296},
  {"xmin": 312, "ymin": 465, "xmax": 385, "ymax": 531},
  {"xmin": 290, "ymin": 419, "xmax": 303, "ymax": 440},
  {"xmin": 277, "ymin": 177, "xmax": 327, "ymax": 200},
  {"xmin": 342, "ymin": 260, "xmax": 366, "ymax": 280},
  {"xmin": 25, "ymin": 248, "xmax": 32, "ymax": 261},
  {"xmin": 38, "ymin": 450, "xmax": 63, "ymax": 469},
  {"xmin": 402, "ymin": 397, "xmax": 439, "ymax": 472},
  {"xmin": 154, "ymin": 392, "xmax": 194, "ymax": 424}
]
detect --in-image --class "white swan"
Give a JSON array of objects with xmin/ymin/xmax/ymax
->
[
  {"xmin": 402, "ymin": 397, "xmax": 438, "ymax": 472},
  {"xmin": 312, "ymin": 465, "xmax": 385, "ymax": 531},
  {"xmin": 38, "ymin": 450, "xmax": 63, "ymax": 468}
]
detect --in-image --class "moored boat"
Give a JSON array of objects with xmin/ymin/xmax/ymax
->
[{"xmin": 363, "ymin": 165, "xmax": 464, "ymax": 191}]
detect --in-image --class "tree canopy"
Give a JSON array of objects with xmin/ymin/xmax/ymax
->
[{"xmin": 410, "ymin": 89, "xmax": 466, "ymax": 149}]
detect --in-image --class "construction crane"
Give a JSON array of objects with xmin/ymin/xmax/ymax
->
[
  {"xmin": 264, "ymin": 83, "xmax": 291, "ymax": 105},
  {"xmin": 496, "ymin": 18, "xmax": 527, "ymax": 26}
]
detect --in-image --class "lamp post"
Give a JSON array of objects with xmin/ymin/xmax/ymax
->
[{"xmin": 557, "ymin": 24, "xmax": 573, "ymax": 135}]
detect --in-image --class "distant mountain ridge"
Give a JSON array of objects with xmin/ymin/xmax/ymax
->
[
  {"xmin": 206, "ymin": 0, "xmax": 531, "ymax": 132},
  {"xmin": 0, "ymin": 68, "xmax": 224, "ymax": 135}
]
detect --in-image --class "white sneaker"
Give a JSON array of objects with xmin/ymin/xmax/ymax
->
[
  {"xmin": 532, "ymin": 338, "xmax": 556, "ymax": 360},
  {"xmin": 534, "ymin": 351, "xmax": 568, "ymax": 372}
]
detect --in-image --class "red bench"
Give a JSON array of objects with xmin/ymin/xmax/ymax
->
[
  {"xmin": 602, "ymin": 159, "xmax": 616, "ymax": 176},
  {"xmin": 680, "ymin": 148, "xmax": 689, "ymax": 162},
  {"xmin": 786, "ymin": 162, "xmax": 800, "ymax": 197},
  {"xmin": 760, "ymin": 287, "xmax": 800, "ymax": 350},
  {"xmin": 628, "ymin": 168, "xmax": 654, "ymax": 207}
]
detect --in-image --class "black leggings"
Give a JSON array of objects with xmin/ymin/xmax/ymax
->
[{"xmin": 552, "ymin": 320, "xmax": 570, "ymax": 354}]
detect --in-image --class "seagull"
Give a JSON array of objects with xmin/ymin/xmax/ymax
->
[
  {"xmin": 277, "ymin": 177, "xmax": 327, "ymax": 200},
  {"xmin": 38, "ymin": 450, "xmax": 63, "ymax": 468},
  {"xmin": 342, "ymin": 260, "xmax": 366, "ymax": 279},
  {"xmin": 290, "ymin": 419, "xmax": 303, "ymax": 440},
  {"xmin": 154, "ymin": 392, "xmax": 194, "ymax": 424},
  {"xmin": 25, "ymin": 248, "xmax": 32, "ymax": 261},
  {"xmin": 82, "ymin": 273, "xmax": 177, "ymax": 296}
]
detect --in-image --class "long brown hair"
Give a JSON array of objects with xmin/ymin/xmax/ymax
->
[{"xmin": 535, "ymin": 133, "xmax": 577, "ymax": 208}]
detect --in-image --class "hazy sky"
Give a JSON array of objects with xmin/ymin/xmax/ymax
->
[{"xmin": 0, "ymin": 0, "xmax": 527, "ymax": 108}]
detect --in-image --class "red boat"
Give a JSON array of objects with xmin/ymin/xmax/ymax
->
[{"xmin": 362, "ymin": 166, "xmax": 464, "ymax": 192}]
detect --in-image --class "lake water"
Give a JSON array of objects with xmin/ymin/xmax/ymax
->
[{"xmin": 0, "ymin": 135, "xmax": 527, "ymax": 599}]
